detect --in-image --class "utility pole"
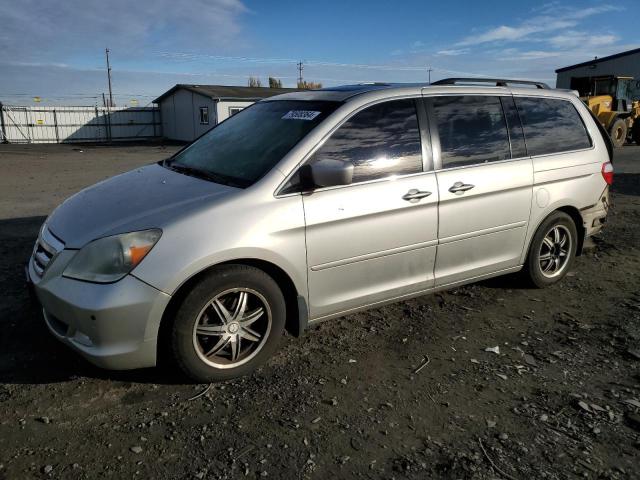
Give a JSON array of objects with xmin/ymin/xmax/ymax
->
[
  {"xmin": 297, "ymin": 61, "xmax": 304, "ymax": 87},
  {"xmin": 427, "ymin": 66, "xmax": 433, "ymax": 85},
  {"xmin": 105, "ymin": 48, "xmax": 114, "ymax": 108}
]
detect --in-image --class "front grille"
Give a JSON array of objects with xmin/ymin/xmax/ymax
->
[{"xmin": 31, "ymin": 225, "xmax": 64, "ymax": 277}]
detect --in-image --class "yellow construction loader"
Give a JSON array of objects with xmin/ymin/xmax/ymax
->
[{"xmin": 573, "ymin": 75, "xmax": 640, "ymax": 147}]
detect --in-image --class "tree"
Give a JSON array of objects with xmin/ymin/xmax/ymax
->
[
  {"xmin": 268, "ymin": 77, "xmax": 283, "ymax": 88},
  {"xmin": 297, "ymin": 80, "xmax": 322, "ymax": 90},
  {"xmin": 248, "ymin": 76, "xmax": 262, "ymax": 88}
]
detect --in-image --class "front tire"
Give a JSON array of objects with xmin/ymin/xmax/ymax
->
[
  {"xmin": 171, "ymin": 265, "xmax": 286, "ymax": 382},
  {"xmin": 524, "ymin": 212, "xmax": 578, "ymax": 288}
]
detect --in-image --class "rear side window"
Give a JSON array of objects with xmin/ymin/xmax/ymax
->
[
  {"xmin": 515, "ymin": 97, "xmax": 592, "ymax": 156},
  {"xmin": 431, "ymin": 96, "xmax": 511, "ymax": 169},
  {"xmin": 308, "ymin": 99, "xmax": 423, "ymax": 183}
]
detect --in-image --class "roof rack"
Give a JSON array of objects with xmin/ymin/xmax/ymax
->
[{"xmin": 431, "ymin": 78, "xmax": 550, "ymax": 89}]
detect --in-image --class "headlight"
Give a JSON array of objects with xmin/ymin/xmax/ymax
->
[{"xmin": 63, "ymin": 229, "xmax": 162, "ymax": 283}]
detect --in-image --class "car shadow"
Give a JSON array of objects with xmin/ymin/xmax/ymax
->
[
  {"xmin": 611, "ymin": 173, "xmax": 640, "ymax": 197},
  {"xmin": 0, "ymin": 215, "xmax": 187, "ymax": 385},
  {"xmin": 476, "ymin": 272, "xmax": 531, "ymax": 290}
]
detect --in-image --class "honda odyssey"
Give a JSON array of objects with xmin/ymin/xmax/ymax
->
[{"xmin": 28, "ymin": 78, "xmax": 612, "ymax": 382}]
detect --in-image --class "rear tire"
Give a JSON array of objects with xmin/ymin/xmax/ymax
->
[
  {"xmin": 524, "ymin": 211, "xmax": 578, "ymax": 288},
  {"xmin": 170, "ymin": 265, "xmax": 286, "ymax": 383},
  {"xmin": 609, "ymin": 118, "xmax": 627, "ymax": 148}
]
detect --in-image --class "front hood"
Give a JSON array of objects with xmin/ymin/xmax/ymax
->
[{"xmin": 47, "ymin": 163, "xmax": 236, "ymax": 248}]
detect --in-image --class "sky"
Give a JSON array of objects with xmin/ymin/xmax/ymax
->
[{"xmin": 0, "ymin": 0, "xmax": 637, "ymax": 106}]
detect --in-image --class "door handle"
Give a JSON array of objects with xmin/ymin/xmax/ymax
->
[
  {"xmin": 448, "ymin": 182, "xmax": 475, "ymax": 194},
  {"xmin": 402, "ymin": 189, "xmax": 432, "ymax": 203}
]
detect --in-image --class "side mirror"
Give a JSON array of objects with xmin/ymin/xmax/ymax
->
[{"xmin": 308, "ymin": 159, "xmax": 354, "ymax": 188}]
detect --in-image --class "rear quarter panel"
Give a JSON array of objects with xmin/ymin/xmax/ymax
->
[{"xmin": 517, "ymin": 93, "xmax": 609, "ymax": 264}]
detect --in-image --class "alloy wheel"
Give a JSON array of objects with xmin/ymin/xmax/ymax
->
[
  {"xmin": 538, "ymin": 225, "xmax": 572, "ymax": 278},
  {"xmin": 192, "ymin": 288, "xmax": 272, "ymax": 369}
]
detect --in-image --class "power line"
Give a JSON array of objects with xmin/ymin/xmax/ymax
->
[{"xmin": 155, "ymin": 51, "xmax": 489, "ymax": 77}]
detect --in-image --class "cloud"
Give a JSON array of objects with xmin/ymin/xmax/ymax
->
[
  {"xmin": 436, "ymin": 49, "xmax": 470, "ymax": 56},
  {"xmin": 456, "ymin": 5, "xmax": 619, "ymax": 46},
  {"xmin": 495, "ymin": 50, "xmax": 564, "ymax": 61},
  {"xmin": 0, "ymin": 0, "xmax": 249, "ymax": 64},
  {"xmin": 549, "ymin": 32, "xmax": 618, "ymax": 49}
]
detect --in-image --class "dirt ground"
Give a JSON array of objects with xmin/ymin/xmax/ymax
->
[{"xmin": 0, "ymin": 143, "xmax": 639, "ymax": 480}]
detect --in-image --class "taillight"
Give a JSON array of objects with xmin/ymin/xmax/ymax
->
[{"xmin": 601, "ymin": 162, "xmax": 614, "ymax": 185}]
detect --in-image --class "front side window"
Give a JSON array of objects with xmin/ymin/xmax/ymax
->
[
  {"xmin": 515, "ymin": 97, "xmax": 592, "ymax": 156},
  {"xmin": 199, "ymin": 107, "xmax": 209, "ymax": 125},
  {"xmin": 307, "ymin": 99, "xmax": 423, "ymax": 184},
  {"xmin": 431, "ymin": 96, "xmax": 511, "ymax": 169},
  {"xmin": 167, "ymin": 100, "xmax": 340, "ymax": 188}
]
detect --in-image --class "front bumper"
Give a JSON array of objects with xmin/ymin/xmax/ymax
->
[{"xmin": 27, "ymin": 253, "xmax": 171, "ymax": 370}]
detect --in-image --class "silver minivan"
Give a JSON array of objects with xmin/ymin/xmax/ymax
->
[{"xmin": 28, "ymin": 79, "xmax": 612, "ymax": 382}]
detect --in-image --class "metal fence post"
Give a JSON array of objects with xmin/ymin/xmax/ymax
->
[
  {"xmin": 0, "ymin": 103, "xmax": 7, "ymax": 143},
  {"xmin": 101, "ymin": 108, "xmax": 109, "ymax": 142},
  {"xmin": 24, "ymin": 107, "xmax": 32, "ymax": 143},
  {"xmin": 94, "ymin": 106, "xmax": 100, "ymax": 142},
  {"xmin": 53, "ymin": 108, "xmax": 60, "ymax": 143},
  {"xmin": 105, "ymin": 104, "xmax": 112, "ymax": 143}
]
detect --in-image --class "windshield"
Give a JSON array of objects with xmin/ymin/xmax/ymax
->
[{"xmin": 165, "ymin": 100, "xmax": 340, "ymax": 187}]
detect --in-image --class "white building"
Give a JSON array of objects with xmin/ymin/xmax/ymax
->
[
  {"xmin": 556, "ymin": 48, "xmax": 640, "ymax": 100},
  {"xmin": 154, "ymin": 84, "xmax": 297, "ymax": 142}
]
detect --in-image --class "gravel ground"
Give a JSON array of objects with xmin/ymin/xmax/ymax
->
[{"xmin": 0, "ymin": 143, "xmax": 639, "ymax": 480}]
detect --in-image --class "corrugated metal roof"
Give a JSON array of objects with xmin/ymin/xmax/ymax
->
[
  {"xmin": 153, "ymin": 84, "xmax": 299, "ymax": 103},
  {"xmin": 555, "ymin": 47, "xmax": 640, "ymax": 73}
]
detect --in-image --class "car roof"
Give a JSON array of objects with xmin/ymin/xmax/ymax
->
[
  {"xmin": 269, "ymin": 83, "xmax": 421, "ymax": 102},
  {"xmin": 265, "ymin": 79, "xmax": 577, "ymax": 103}
]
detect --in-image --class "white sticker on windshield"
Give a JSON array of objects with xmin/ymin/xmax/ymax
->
[{"xmin": 282, "ymin": 110, "xmax": 321, "ymax": 121}]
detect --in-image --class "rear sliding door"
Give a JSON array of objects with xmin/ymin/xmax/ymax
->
[{"xmin": 424, "ymin": 94, "xmax": 534, "ymax": 286}]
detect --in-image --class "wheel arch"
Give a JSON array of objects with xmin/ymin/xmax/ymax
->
[
  {"xmin": 525, "ymin": 205, "xmax": 585, "ymax": 263},
  {"xmin": 156, "ymin": 258, "xmax": 308, "ymax": 366},
  {"xmin": 556, "ymin": 206, "xmax": 585, "ymax": 256}
]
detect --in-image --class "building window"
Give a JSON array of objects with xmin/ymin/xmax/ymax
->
[
  {"xmin": 199, "ymin": 107, "xmax": 209, "ymax": 125},
  {"xmin": 228, "ymin": 107, "xmax": 244, "ymax": 117}
]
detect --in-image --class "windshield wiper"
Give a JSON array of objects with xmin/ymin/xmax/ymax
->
[{"xmin": 165, "ymin": 163, "xmax": 247, "ymax": 188}]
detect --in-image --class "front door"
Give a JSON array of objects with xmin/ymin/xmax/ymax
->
[
  {"xmin": 425, "ymin": 94, "xmax": 533, "ymax": 286},
  {"xmin": 300, "ymin": 99, "xmax": 439, "ymax": 319}
]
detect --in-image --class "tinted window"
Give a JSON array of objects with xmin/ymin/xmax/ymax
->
[
  {"xmin": 309, "ymin": 99, "xmax": 423, "ymax": 183},
  {"xmin": 500, "ymin": 97, "xmax": 527, "ymax": 158},
  {"xmin": 515, "ymin": 97, "xmax": 591, "ymax": 156},
  {"xmin": 432, "ymin": 96, "xmax": 511, "ymax": 168},
  {"xmin": 168, "ymin": 100, "xmax": 340, "ymax": 187}
]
